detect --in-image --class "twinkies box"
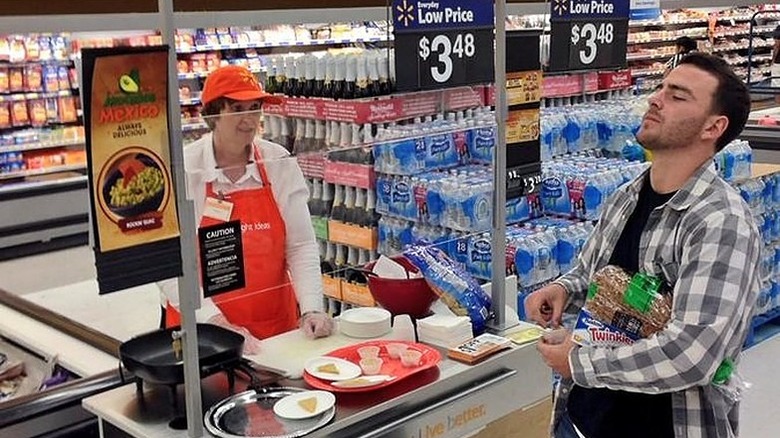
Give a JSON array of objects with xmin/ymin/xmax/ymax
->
[{"xmin": 572, "ymin": 308, "xmax": 640, "ymax": 348}]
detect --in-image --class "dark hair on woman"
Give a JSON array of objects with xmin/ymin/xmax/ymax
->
[
  {"xmin": 675, "ymin": 36, "xmax": 697, "ymax": 53},
  {"xmin": 200, "ymin": 97, "xmax": 236, "ymax": 130},
  {"xmin": 678, "ymin": 52, "xmax": 750, "ymax": 152}
]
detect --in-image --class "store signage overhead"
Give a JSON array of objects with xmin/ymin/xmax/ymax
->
[
  {"xmin": 392, "ymin": 0, "xmax": 494, "ymax": 92},
  {"xmin": 548, "ymin": 0, "xmax": 629, "ymax": 72}
]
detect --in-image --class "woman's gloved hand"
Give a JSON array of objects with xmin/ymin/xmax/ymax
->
[
  {"xmin": 300, "ymin": 311, "xmax": 335, "ymax": 339},
  {"xmin": 207, "ymin": 314, "xmax": 263, "ymax": 355}
]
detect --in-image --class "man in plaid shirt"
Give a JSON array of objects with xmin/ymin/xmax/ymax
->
[{"xmin": 526, "ymin": 53, "xmax": 760, "ymax": 438}]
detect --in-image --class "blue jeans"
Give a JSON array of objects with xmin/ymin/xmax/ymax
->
[{"xmin": 554, "ymin": 412, "xmax": 583, "ymax": 438}]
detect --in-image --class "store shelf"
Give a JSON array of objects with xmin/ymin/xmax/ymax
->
[
  {"xmin": 0, "ymin": 164, "xmax": 86, "ymax": 181},
  {"xmin": 627, "ymin": 52, "xmax": 674, "ymax": 62},
  {"xmin": 176, "ymin": 35, "xmax": 392, "ymax": 54},
  {"xmin": 180, "ymin": 96, "xmax": 201, "ymax": 106},
  {"xmin": 0, "ymin": 174, "xmax": 86, "ymax": 195},
  {"xmin": 630, "ymin": 18, "xmax": 708, "ymax": 27},
  {"xmin": 0, "ymin": 59, "xmax": 73, "ymax": 67},
  {"xmin": 178, "ymin": 67, "xmax": 263, "ymax": 80},
  {"xmin": 0, "ymin": 139, "xmax": 84, "ymax": 153},
  {"xmin": 632, "ymin": 69, "xmax": 665, "ymax": 78},
  {"xmin": 712, "ymin": 42, "xmax": 772, "ymax": 53},
  {"xmin": 181, "ymin": 121, "xmax": 208, "ymax": 131},
  {"xmin": 628, "ymin": 34, "xmax": 706, "ymax": 44},
  {"xmin": 0, "ymin": 89, "xmax": 76, "ymax": 103}
]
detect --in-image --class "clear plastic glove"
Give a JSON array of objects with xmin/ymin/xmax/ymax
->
[
  {"xmin": 207, "ymin": 314, "xmax": 263, "ymax": 355},
  {"xmin": 300, "ymin": 311, "xmax": 335, "ymax": 339}
]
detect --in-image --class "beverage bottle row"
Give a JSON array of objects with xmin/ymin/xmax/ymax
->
[
  {"xmin": 373, "ymin": 107, "xmax": 496, "ymax": 175},
  {"xmin": 319, "ymin": 240, "xmax": 377, "ymax": 278},
  {"xmin": 715, "ymin": 140, "xmax": 752, "ymax": 183},
  {"xmin": 264, "ymin": 116, "xmax": 374, "ymax": 164},
  {"xmin": 307, "ymin": 179, "xmax": 379, "ymax": 228},
  {"xmin": 542, "ymin": 157, "xmax": 649, "ymax": 221},
  {"xmin": 264, "ymin": 49, "xmax": 394, "ymax": 100}
]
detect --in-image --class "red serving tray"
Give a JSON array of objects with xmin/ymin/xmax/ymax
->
[{"xmin": 303, "ymin": 340, "xmax": 441, "ymax": 393}]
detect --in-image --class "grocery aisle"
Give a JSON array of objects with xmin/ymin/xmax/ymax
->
[{"xmin": 1, "ymin": 247, "xmax": 780, "ymax": 436}]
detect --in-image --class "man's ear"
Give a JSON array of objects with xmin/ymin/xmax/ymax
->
[{"xmin": 702, "ymin": 114, "xmax": 728, "ymax": 143}]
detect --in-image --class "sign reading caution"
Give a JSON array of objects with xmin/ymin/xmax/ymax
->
[{"xmin": 82, "ymin": 46, "xmax": 182, "ymax": 294}]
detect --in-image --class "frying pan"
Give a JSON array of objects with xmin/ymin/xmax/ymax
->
[{"xmin": 120, "ymin": 324, "xmax": 244, "ymax": 386}]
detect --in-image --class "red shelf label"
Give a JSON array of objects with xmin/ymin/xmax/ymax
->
[
  {"xmin": 598, "ymin": 70, "xmax": 633, "ymax": 90},
  {"xmin": 324, "ymin": 161, "xmax": 375, "ymax": 189}
]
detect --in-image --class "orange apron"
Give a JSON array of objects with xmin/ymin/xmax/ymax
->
[{"xmin": 167, "ymin": 146, "xmax": 299, "ymax": 339}]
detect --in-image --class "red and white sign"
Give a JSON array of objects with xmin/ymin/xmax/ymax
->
[
  {"xmin": 598, "ymin": 70, "xmax": 633, "ymax": 90},
  {"xmin": 262, "ymin": 86, "xmax": 486, "ymax": 124},
  {"xmin": 324, "ymin": 161, "xmax": 375, "ymax": 189}
]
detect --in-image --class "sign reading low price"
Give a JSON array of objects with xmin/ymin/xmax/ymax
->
[
  {"xmin": 393, "ymin": 0, "xmax": 494, "ymax": 91},
  {"xmin": 548, "ymin": 0, "xmax": 629, "ymax": 72}
]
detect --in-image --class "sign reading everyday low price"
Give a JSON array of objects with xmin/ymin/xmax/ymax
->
[
  {"xmin": 393, "ymin": 0, "xmax": 494, "ymax": 91},
  {"xmin": 548, "ymin": 0, "xmax": 629, "ymax": 72}
]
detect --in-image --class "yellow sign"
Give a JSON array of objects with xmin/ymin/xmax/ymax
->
[
  {"xmin": 507, "ymin": 70, "xmax": 542, "ymax": 106},
  {"xmin": 506, "ymin": 108, "xmax": 540, "ymax": 144},
  {"xmin": 89, "ymin": 50, "xmax": 180, "ymax": 252}
]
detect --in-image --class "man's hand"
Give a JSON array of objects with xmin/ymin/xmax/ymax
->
[
  {"xmin": 525, "ymin": 283, "xmax": 568, "ymax": 328},
  {"xmin": 208, "ymin": 314, "xmax": 263, "ymax": 355},
  {"xmin": 300, "ymin": 311, "xmax": 334, "ymax": 339},
  {"xmin": 536, "ymin": 328, "xmax": 575, "ymax": 379}
]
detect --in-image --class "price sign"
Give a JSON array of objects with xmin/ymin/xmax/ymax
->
[
  {"xmin": 548, "ymin": 0, "xmax": 629, "ymax": 72},
  {"xmin": 393, "ymin": 0, "xmax": 494, "ymax": 91},
  {"xmin": 507, "ymin": 164, "xmax": 542, "ymax": 200}
]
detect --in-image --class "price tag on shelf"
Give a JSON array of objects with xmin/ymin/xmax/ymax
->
[
  {"xmin": 506, "ymin": 164, "xmax": 542, "ymax": 200},
  {"xmin": 392, "ymin": 0, "xmax": 494, "ymax": 92},
  {"xmin": 548, "ymin": 0, "xmax": 629, "ymax": 72}
]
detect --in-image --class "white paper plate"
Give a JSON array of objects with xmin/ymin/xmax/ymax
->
[
  {"xmin": 304, "ymin": 356, "xmax": 361, "ymax": 381},
  {"xmin": 273, "ymin": 390, "xmax": 336, "ymax": 420}
]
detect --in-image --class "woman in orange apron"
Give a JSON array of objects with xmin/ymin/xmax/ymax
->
[{"xmin": 163, "ymin": 66, "xmax": 333, "ymax": 350}]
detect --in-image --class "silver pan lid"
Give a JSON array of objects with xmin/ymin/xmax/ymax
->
[{"xmin": 204, "ymin": 387, "xmax": 334, "ymax": 438}]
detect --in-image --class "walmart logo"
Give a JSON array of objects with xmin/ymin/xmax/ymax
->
[
  {"xmin": 396, "ymin": 0, "xmax": 415, "ymax": 27},
  {"xmin": 553, "ymin": 0, "xmax": 568, "ymax": 16}
]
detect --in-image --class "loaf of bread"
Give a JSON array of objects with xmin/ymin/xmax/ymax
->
[{"xmin": 586, "ymin": 265, "xmax": 672, "ymax": 339}]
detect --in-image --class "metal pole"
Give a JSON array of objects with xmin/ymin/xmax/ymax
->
[
  {"xmin": 490, "ymin": 0, "xmax": 509, "ymax": 333},
  {"xmin": 158, "ymin": 0, "xmax": 204, "ymax": 436}
]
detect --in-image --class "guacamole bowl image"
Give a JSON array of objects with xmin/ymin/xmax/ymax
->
[{"xmin": 100, "ymin": 150, "xmax": 167, "ymax": 219}]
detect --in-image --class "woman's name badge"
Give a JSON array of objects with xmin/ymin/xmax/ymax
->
[{"xmin": 203, "ymin": 197, "xmax": 233, "ymax": 222}]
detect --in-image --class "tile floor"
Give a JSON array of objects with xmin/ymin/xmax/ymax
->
[{"xmin": 1, "ymin": 246, "xmax": 779, "ymax": 437}]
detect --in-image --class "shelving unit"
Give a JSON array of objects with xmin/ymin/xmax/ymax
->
[
  {"xmin": 0, "ymin": 31, "xmax": 87, "ymax": 257},
  {"xmin": 628, "ymin": 7, "xmax": 780, "ymax": 93}
]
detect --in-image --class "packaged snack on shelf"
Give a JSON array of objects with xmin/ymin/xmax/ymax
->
[
  {"xmin": 0, "ymin": 37, "xmax": 9, "ymax": 62},
  {"xmin": 0, "ymin": 102, "xmax": 11, "ymax": 129},
  {"xmin": 57, "ymin": 96, "xmax": 77, "ymax": 123},
  {"xmin": 11, "ymin": 101, "xmax": 29, "ymax": 127},
  {"xmin": 51, "ymin": 35, "xmax": 68, "ymax": 61},
  {"xmin": 9, "ymin": 36, "xmax": 26, "ymax": 63},
  {"xmin": 45, "ymin": 98, "xmax": 59, "ymax": 124},
  {"xmin": 403, "ymin": 243, "xmax": 493, "ymax": 334},
  {"xmin": 43, "ymin": 64, "xmax": 59, "ymax": 92},
  {"xmin": 0, "ymin": 66, "xmax": 8, "ymax": 93},
  {"xmin": 24, "ymin": 64, "xmax": 43, "ymax": 92},
  {"xmin": 57, "ymin": 66, "xmax": 71, "ymax": 91},
  {"xmin": 9, "ymin": 67, "xmax": 24, "ymax": 93},
  {"xmin": 68, "ymin": 67, "xmax": 78, "ymax": 88},
  {"xmin": 38, "ymin": 35, "xmax": 52, "ymax": 61},
  {"xmin": 28, "ymin": 99, "xmax": 47, "ymax": 127},
  {"xmin": 572, "ymin": 265, "xmax": 673, "ymax": 347},
  {"xmin": 24, "ymin": 36, "xmax": 41, "ymax": 61}
]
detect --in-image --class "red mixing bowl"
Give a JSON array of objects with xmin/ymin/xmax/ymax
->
[{"xmin": 364, "ymin": 256, "xmax": 438, "ymax": 319}]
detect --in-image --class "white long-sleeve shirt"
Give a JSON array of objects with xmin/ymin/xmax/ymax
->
[{"xmin": 160, "ymin": 133, "xmax": 323, "ymax": 321}]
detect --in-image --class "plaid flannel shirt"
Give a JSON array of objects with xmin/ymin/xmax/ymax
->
[{"xmin": 552, "ymin": 162, "xmax": 762, "ymax": 438}]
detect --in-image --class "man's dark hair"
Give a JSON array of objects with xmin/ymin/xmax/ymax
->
[
  {"xmin": 201, "ymin": 97, "xmax": 236, "ymax": 130},
  {"xmin": 675, "ymin": 36, "xmax": 697, "ymax": 54},
  {"xmin": 678, "ymin": 52, "xmax": 750, "ymax": 152}
]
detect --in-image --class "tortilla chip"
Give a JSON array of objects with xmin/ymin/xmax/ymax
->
[{"xmin": 297, "ymin": 397, "xmax": 318, "ymax": 413}]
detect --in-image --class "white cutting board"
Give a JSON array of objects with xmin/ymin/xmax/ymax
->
[{"xmin": 246, "ymin": 322, "xmax": 400, "ymax": 379}]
